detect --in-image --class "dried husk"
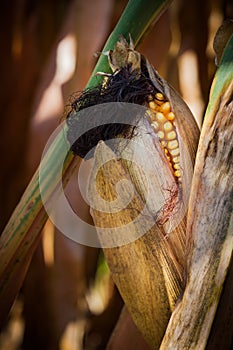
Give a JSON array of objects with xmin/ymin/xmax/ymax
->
[
  {"xmin": 88, "ymin": 140, "xmax": 175, "ymax": 349},
  {"xmin": 85, "ymin": 39, "xmax": 200, "ymax": 349},
  {"xmin": 159, "ymin": 34, "xmax": 233, "ymax": 350}
]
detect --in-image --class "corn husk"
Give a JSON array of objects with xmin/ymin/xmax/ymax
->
[{"xmin": 86, "ymin": 39, "xmax": 199, "ymax": 348}]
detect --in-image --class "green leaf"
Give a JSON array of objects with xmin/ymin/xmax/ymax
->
[{"xmin": 86, "ymin": 0, "xmax": 172, "ymax": 89}]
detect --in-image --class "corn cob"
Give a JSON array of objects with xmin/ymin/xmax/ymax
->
[{"xmin": 146, "ymin": 93, "xmax": 181, "ymax": 181}]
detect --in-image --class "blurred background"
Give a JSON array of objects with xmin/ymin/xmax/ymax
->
[{"xmin": 0, "ymin": 0, "xmax": 232, "ymax": 349}]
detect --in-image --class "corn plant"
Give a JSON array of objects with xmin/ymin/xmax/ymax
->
[{"xmin": 0, "ymin": 0, "xmax": 232, "ymax": 349}]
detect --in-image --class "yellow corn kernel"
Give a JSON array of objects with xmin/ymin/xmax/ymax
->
[
  {"xmin": 173, "ymin": 156, "xmax": 180, "ymax": 163},
  {"xmin": 155, "ymin": 112, "xmax": 166, "ymax": 123},
  {"xmin": 174, "ymin": 163, "xmax": 180, "ymax": 170},
  {"xmin": 161, "ymin": 141, "xmax": 167, "ymax": 148},
  {"xmin": 157, "ymin": 131, "xmax": 164, "ymax": 139},
  {"xmin": 160, "ymin": 101, "xmax": 171, "ymax": 114},
  {"xmin": 163, "ymin": 121, "xmax": 173, "ymax": 132},
  {"xmin": 167, "ymin": 140, "xmax": 179, "ymax": 150},
  {"xmin": 174, "ymin": 170, "xmax": 181, "ymax": 177},
  {"xmin": 170, "ymin": 148, "xmax": 180, "ymax": 156},
  {"xmin": 149, "ymin": 101, "xmax": 157, "ymax": 110},
  {"xmin": 155, "ymin": 92, "xmax": 165, "ymax": 101},
  {"xmin": 167, "ymin": 112, "xmax": 175, "ymax": 121},
  {"xmin": 155, "ymin": 92, "xmax": 165, "ymax": 106},
  {"xmin": 166, "ymin": 130, "xmax": 177, "ymax": 140}
]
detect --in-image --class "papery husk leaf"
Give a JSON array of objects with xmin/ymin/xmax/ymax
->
[
  {"xmin": 160, "ymin": 31, "xmax": 233, "ymax": 350},
  {"xmin": 87, "ymin": 117, "xmax": 194, "ymax": 348},
  {"xmin": 88, "ymin": 140, "xmax": 172, "ymax": 349}
]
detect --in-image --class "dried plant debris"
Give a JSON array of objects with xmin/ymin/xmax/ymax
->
[{"xmin": 66, "ymin": 36, "xmax": 199, "ymax": 188}]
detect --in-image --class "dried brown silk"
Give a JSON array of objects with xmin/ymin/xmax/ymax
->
[{"xmin": 66, "ymin": 57, "xmax": 161, "ymax": 158}]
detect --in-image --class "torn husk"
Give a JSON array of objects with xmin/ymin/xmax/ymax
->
[
  {"xmin": 86, "ymin": 109, "xmax": 198, "ymax": 349},
  {"xmin": 160, "ymin": 34, "xmax": 233, "ymax": 350},
  {"xmin": 66, "ymin": 37, "xmax": 199, "ymax": 349},
  {"xmin": 87, "ymin": 140, "xmax": 177, "ymax": 349}
]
